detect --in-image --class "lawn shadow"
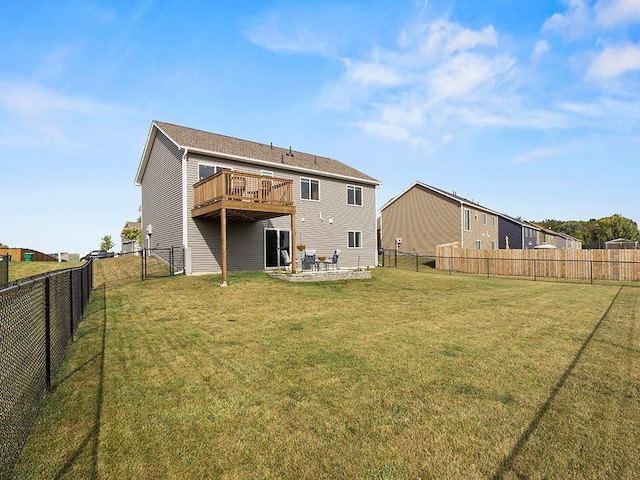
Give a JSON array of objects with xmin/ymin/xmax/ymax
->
[
  {"xmin": 493, "ymin": 286, "xmax": 625, "ymax": 479},
  {"xmin": 52, "ymin": 283, "xmax": 107, "ymax": 480}
]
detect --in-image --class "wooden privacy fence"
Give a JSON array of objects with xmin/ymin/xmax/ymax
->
[
  {"xmin": 436, "ymin": 244, "xmax": 640, "ymax": 282},
  {"xmin": 0, "ymin": 248, "xmax": 58, "ymax": 262}
]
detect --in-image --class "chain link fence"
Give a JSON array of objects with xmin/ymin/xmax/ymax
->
[
  {"xmin": 0, "ymin": 261, "xmax": 93, "ymax": 479},
  {"xmin": 142, "ymin": 246, "xmax": 185, "ymax": 279},
  {"xmin": 378, "ymin": 249, "xmax": 436, "ymax": 273}
]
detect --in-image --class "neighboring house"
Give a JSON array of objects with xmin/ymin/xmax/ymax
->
[
  {"xmin": 605, "ymin": 238, "xmax": 638, "ymax": 249},
  {"xmin": 555, "ymin": 231, "xmax": 583, "ymax": 250},
  {"xmin": 535, "ymin": 225, "xmax": 559, "ymax": 248},
  {"xmin": 525, "ymin": 224, "xmax": 583, "ymax": 249},
  {"xmin": 498, "ymin": 215, "xmax": 541, "ymax": 249},
  {"xmin": 121, "ymin": 221, "xmax": 141, "ymax": 254},
  {"xmin": 380, "ymin": 182, "xmax": 499, "ymax": 254},
  {"xmin": 135, "ymin": 121, "xmax": 380, "ymax": 280}
]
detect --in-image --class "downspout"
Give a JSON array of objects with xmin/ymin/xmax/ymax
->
[
  {"xmin": 460, "ymin": 203, "xmax": 464, "ymax": 249},
  {"xmin": 181, "ymin": 148, "xmax": 189, "ymax": 248},
  {"xmin": 181, "ymin": 148, "xmax": 191, "ymax": 275}
]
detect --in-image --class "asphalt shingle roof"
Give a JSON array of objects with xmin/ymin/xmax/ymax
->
[{"xmin": 154, "ymin": 121, "xmax": 380, "ymax": 184}]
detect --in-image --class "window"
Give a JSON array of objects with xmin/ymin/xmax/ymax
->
[
  {"xmin": 261, "ymin": 170, "xmax": 274, "ymax": 177},
  {"xmin": 348, "ymin": 231, "xmax": 362, "ymax": 248},
  {"xmin": 482, "ymin": 213, "xmax": 487, "ymax": 225},
  {"xmin": 491, "ymin": 216, "xmax": 496, "ymax": 227},
  {"xmin": 198, "ymin": 164, "xmax": 229, "ymax": 181},
  {"xmin": 301, "ymin": 178, "xmax": 319, "ymax": 200},
  {"xmin": 475, "ymin": 240, "xmax": 482, "ymax": 250},
  {"xmin": 464, "ymin": 209, "xmax": 471, "ymax": 231},
  {"xmin": 491, "ymin": 241, "xmax": 496, "ymax": 250},
  {"xmin": 347, "ymin": 185, "xmax": 363, "ymax": 206}
]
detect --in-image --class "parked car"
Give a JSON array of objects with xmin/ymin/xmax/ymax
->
[{"xmin": 83, "ymin": 250, "xmax": 115, "ymax": 260}]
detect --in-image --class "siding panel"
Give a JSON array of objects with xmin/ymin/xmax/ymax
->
[
  {"xmin": 381, "ymin": 185, "xmax": 460, "ymax": 254},
  {"xmin": 185, "ymin": 153, "xmax": 377, "ymax": 272},
  {"xmin": 140, "ymin": 133, "xmax": 183, "ymax": 261}
]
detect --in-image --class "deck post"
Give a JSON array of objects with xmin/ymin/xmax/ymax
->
[
  {"xmin": 290, "ymin": 212, "xmax": 297, "ymax": 273},
  {"xmin": 220, "ymin": 208, "xmax": 227, "ymax": 285}
]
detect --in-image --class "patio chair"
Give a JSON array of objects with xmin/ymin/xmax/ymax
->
[
  {"xmin": 303, "ymin": 249, "xmax": 317, "ymax": 271},
  {"xmin": 280, "ymin": 249, "xmax": 292, "ymax": 268},
  {"xmin": 324, "ymin": 249, "xmax": 340, "ymax": 270}
]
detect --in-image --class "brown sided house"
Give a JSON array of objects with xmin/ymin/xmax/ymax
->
[
  {"xmin": 380, "ymin": 182, "xmax": 499, "ymax": 254},
  {"xmin": 135, "ymin": 121, "xmax": 381, "ymax": 281}
]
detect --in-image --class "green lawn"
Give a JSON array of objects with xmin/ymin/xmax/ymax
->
[
  {"xmin": 7, "ymin": 261, "xmax": 85, "ymax": 282},
  {"xmin": 12, "ymin": 268, "xmax": 640, "ymax": 479}
]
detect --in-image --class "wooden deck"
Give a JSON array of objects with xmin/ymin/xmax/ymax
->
[{"xmin": 192, "ymin": 171, "xmax": 295, "ymax": 221}]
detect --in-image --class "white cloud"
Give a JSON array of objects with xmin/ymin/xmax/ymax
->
[
  {"xmin": 587, "ymin": 43, "xmax": 640, "ymax": 78},
  {"xmin": 512, "ymin": 147, "xmax": 562, "ymax": 164},
  {"xmin": 595, "ymin": 0, "xmax": 640, "ymax": 27},
  {"xmin": 244, "ymin": 20, "xmax": 330, "ymax": 55},
  {"xmin": 0, "ymin": 81, "xmax": 95, "ymax": 117},
  {"xmin": 420, "ymin": 20, "xmax": 498, "ymax": 58},
  {"xmin": 543, "ymin": 0, "xmax": 640, "ymax": 37},
  {"xmin": 543, "ymin": 0, "xmax": 592, "ymax": 39},
  {"xmin": 428, "ymin": 52, "xmax": 514, "ymax": 102},
  {"xmin": 532, "ymin": 40, "xmax": 550, "ymax": 59},
  {"xmin": 344, "ymin": 59, "xmax": 403, "ymax": 87},
  {"xmin": 0, "ymin": 80, "xmax": 125, "ymax": 150}
]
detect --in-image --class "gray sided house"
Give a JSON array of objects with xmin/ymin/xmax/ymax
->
[
  {"xmin": 380, "ymin": 182, "xmax": 499, "ymax": 254},
  {"xmin": 121, "ymin": 221, "xmax": 141, "ymax": 254},
  {"xmin": 135, "ymin": 121, "xmax": 380, "ymax": 279},
  {"xmin": 498, "ymin": 215, "xmax": 541, "ymax": 249}
]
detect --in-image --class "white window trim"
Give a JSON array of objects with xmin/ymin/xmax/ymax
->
[
  {"xmin": 464, "ymin": 208, "xmax": 471, "ymax": 232},
  {"xmin": 197, "ymin": 161, "xmax": 231, "ymax": 181},
  {"xmin": 300, "ymin": 177, "xmax": 320, "ymax": 201},
  {"xmin": 346, "ymin": 185, "xmax": 363, "ymax": 206},
  {"xmin": 348, "ymin": 230, "xmax": 363, "ymax": 249}
]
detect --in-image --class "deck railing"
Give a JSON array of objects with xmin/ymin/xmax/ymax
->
[{"xmin": 193, "ymin": 171, "xmax": 294, "ymax": 208}]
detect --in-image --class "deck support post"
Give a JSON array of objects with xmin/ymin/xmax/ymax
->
[
  {"xmin": 290, "ymin": 212, "xmax": 297, "ymax": 273},
  {"xmin": 220, "ymin": 207, "xmax": 227, "ymax": 285}
]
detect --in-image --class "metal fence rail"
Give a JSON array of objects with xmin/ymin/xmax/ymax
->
[
  {"xmin": 0, "ymin": 260, "xmax": 93, "ymax": 479},
  {"xmin": 142, "ymin": 246, "xmax": 184, "ymax": 279},
  {"xmin": 0, "ymin": 254, "xmax": 8, "ymax": 287}
]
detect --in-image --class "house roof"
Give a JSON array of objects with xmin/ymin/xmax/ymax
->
[
  {"xmin": 500, "ymin": 214, "xmax": 541, "ymax": 231},
  {"xmin": 380, "ymin": 181, "xmax": 502, "ymax": 216},
  {"xmin": 123, "ymin": 221, "xmax": 141, "ymax": 230},
  {"xmin": 528, "ymin": 223, "xmax": 581, "ymax": 243},
  {"xmin": 135, "ymin": 121, "xmax": 381, "ymax": 186},
  {"xmin": 606, "ymin": 238, "xmax": 636, "ymax": 243}
]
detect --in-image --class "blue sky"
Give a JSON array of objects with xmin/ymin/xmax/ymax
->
[{"xmin": 1, "ymin": 0, "xmax": 639, "ymax": 255}]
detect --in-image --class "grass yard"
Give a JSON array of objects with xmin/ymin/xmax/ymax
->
[
  {"xmin": 12, "ymin": 268, "xmax": 640, "ymax": 479},
  {"xmin": 7, "ymin": 261, "xmax": 84, "ymax": 282}
]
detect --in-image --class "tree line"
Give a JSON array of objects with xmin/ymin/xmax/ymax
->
[{"xmin": 534, "ymin": 214, "xmax": 640, "ymax": 248}]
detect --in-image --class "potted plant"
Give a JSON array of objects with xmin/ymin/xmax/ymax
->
[{"xmin": 296, "ymin": 244, "xmax": 306, "ymax": 252}]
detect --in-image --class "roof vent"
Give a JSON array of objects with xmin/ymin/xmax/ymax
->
[
  {"xmin": 281, "ymin": 154, "xmax": 285, "ymax": 163},
  {"xmin": 286, "ymin": 146, "xmax": 294, "ymax": 157},
  {"xmin": 270, "ymin": 142, "xmax": 273, "ymax": 149}
]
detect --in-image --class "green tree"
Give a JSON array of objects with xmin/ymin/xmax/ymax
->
[
  {"xmin": 0, "ymin": 242, "xmax": 8, "ymax": 248},
  {"xmin": 121, "ymin": 226, "xmax": 142, "ymax": 247},
  {"xmin": 594, "ymin": 214, "xmax": 640, "ymax": 243},
  {"xmin": 536, "ymin": 219, "xmax": 591, "ymax": 246},
  {"xmin": 100, "ymin": 235, "xmax": 115, "ymax": 252}
]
